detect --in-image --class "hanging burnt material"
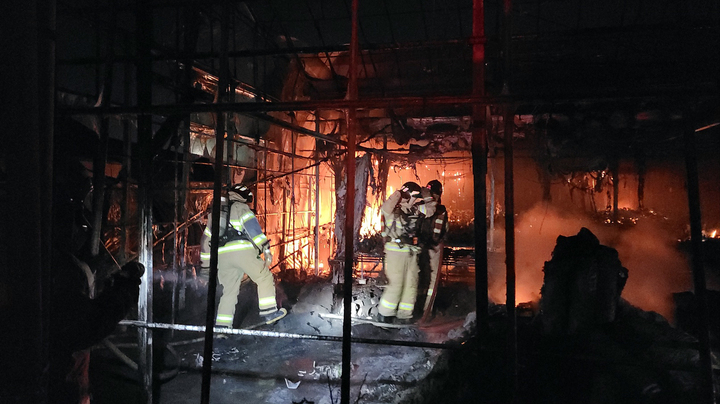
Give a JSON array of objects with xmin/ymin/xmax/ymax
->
[
  {"xmin": 376, "ymin": 154, "xmax": 390, "ymax": 212},
  {"xmin": 332, "ymin": 153, "xmax": 370, "ymax": 264},
  {"xmin": 539, "ymin": 227, "xmax": 629, "ymax": 335}
]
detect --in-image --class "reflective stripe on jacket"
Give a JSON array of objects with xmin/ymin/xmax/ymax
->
[
  {"xmin": 200, "ymin": 239, "xmax": 256, "ymax": 261},
  {"xmin": 200, "ymin": 197, "xmax": 268, "ymax": 261}
]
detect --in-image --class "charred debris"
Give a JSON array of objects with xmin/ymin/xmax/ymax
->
[{"xmin": 3, "ymin": 1, "xmax": 720, "ymax": 404}]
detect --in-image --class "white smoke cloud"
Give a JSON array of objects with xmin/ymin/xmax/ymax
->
[{"xmin": 488, "ymin": 203, "xmax": 692, "ymax": 322}]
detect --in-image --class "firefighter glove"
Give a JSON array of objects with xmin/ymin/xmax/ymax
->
[{"xmin": 264, "ymin": 249, "xmax": 273, "ymax": 266}]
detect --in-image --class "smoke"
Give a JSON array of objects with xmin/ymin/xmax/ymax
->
[
  {"xmin": 489, "ymin": 203, "xmax": 596, "ymax": 305},
  {"xmin": 613, "ymin": 220, "xmax": 692, "ymax": 322},
  {"xmin": 489, "ymin": 203, "xmax": 692, "ymax": 322}
]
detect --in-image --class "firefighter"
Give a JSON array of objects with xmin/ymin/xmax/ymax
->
[
  {"xmin": 374, "ymin": 181, "xmax": 436, "ymax": 324},
  {"xmin": 200, "ymin": 184, "xmax": 286, "ymax": 328},
  {"xmin": 418, "ymin": 179, "xmax": 450, "ymax": 320}
]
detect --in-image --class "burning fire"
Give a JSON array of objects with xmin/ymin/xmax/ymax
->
[
  {"xmin": 360, "ymin": 179, "xmax": 397, "ymax": 239},
  {"xmin": 360, "ymin": 189, "xmax": 389, "ymax": 238},
  {"xmin": 282, "ymin": 237, "xmax": 312, "ymax": 272}
]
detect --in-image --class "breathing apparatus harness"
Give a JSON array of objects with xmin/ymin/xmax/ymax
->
[
  {"xmin": 383, "ymin": 182, "xmax": 425, "ymax": 248},
  {"xmin": 216, "ymin": 184, "xmax": 259, "ymax": 248},
  {"xmin": 217, "ymin": 196, "xmax": 243, "ymax": 246}
]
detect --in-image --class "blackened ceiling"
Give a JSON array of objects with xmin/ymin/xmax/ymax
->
[{"xmin": 55, "ymin": 0, "xmax": 720, "ymax": 155}]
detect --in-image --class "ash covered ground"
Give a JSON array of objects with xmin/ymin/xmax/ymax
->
[
  {"xmin": 89, "ymin": 232, "xmax": 720, "ymax": 404},
  {"xmin": 90, "ymin": 277, "xmax": 477, "ymax": 404}
]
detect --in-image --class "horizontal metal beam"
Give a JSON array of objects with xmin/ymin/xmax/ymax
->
[
  {"xmin": 57, "ymin": 95, "xmax": 497, "ymax": 116},
  {"xmin": 58, "ymin": 39, "xmax": 474, "ymax": 65},
  {"xmin": 56, "ymin": 91, "xmax": 718, "ymax": 118},
  {"xmin": 119, "ymin": 320, "xmax": 463, "ymax": 351},
  {"xmin": 246, "ymin": 112, "xmax": 346, "ymax": 146}
]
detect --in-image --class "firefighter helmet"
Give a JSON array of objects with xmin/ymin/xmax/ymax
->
[
  {"xmin": 400, "ymin": 181, "xmax": 422, "ymax": 199},
  {"xmin": 426, "ymin": 180, "xmax": 443, "ymax": 197},
  {"xmin": 228, "ymin": 183, "xmax": 254, "ymax": 203}
]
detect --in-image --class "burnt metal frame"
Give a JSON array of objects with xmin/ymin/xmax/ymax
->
[{"xmin": 50, "ymin": 0, "xmax": 719, "ymax": 403}]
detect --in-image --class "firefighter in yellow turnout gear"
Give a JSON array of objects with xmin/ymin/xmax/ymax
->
[
  {"xmin": 375, "ymin": 182, "xmax": 436, "ymax": 324},
  {"xmin": 200, "ymin": 184, "xmax": 286, "ymax": 328},
  {"xmin": 419, "ymin": 180, "xmax": 450, "ymax": 320}
]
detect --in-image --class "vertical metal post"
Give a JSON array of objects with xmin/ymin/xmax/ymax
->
[
  {"xmin": 90, "ymin": 2, "xmax": 117, "ymax": 257},
  {"xmin": 136, "ymin": 1, "xmax": 154, "ymax": 402},
  {"xmin": 282, "ymin": 183, "xmax": 288, "ymax": 270},
  {"xmin": 504, "ymin": 107, "xmax": 518, "ymax": 403},
  {"xmin": 41, "ymin": 0, "xmax": 56, "ymax": 398},
  {"xmin": 611, "ymin": 157, "xmax": 619, "ymax": 223},
  {"xmin": 306, "ymin": 135, "xmax": 312, "ymax": 272},
  {"xmin": 200, "ymin": 2, "xmax": 230, "ymax": 403},
  {"xmin": 179, "ymin": 120, "xmax": 191, "ymax": 311},
  {"xmin": 471, "ymin": 0, "xmax": 489, "ymax": 336},
  {"xmin": 264, "ymin": 136, "xmax": 269, "ymax": 244},
  {"xmin": 292, "ymin": 127, "xmax": 296, "ymax": 267},
  {"xmin": 683, "ymin": 114, "xmax": 717, "ymax": 404},
  {"xmin": 253, "ymin": 137, "xmax": 259, "ymax": 213},
  {"xmin": 315, "ymin": 113, "xmax": 321, "ymax": 276},
  {"xmin": 171, "ymin": 126, "xmax": 181, "ymax": 331},
  {"xmin": 170, "ymin": 4, "xmax": 188, "ymax": 316},
  {"xmin": 178, "ymin": 5, "xmax": 195, "ymax": 313},
  {"xmin": 341, "ymin": 0, "xmax": 360, "ymax": 402},
  {"xmin": 489, "ymin": 154, "xmax": 495, "ymax": 250},
  {"xmin": 502, "ymin": 1, "xmax": 517, "ymax": 402},
  {"xmin": 1, "ymin": 1, "xmax": 54, "ymax": 402},
  {"xmin": 120, "ymin": 52, "xmax": 132, "ymax": 264}
]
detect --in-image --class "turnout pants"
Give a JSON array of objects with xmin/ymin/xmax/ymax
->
[
  {"xmin": 216, "ymin": 245, "xmax": 277, "ymax": 327},
  {"xmin": 379, "ymin": 244, "xmax": 420, "ymax": 320}
]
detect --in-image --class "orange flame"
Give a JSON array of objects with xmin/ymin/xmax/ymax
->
[{"xmin": 360, "ymin": 198, "xmax": 383, "ymax": 238}]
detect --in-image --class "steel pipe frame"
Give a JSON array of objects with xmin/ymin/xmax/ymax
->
[
  {"xmin": 264, "ymin": 230, "xmax": 321, "ymax": 248},
  {"xmin": 190, "ymin": 160, "xmax": 331, "ymax": 178},
  {"xmin": 682, "ymin": 111, "xmax": 718, "ymax": 404},
  {"xmin": 57, "ymin": 88, "xmax": 719, "ymax": 119},
  {"xmin": 199, "ymin": 2, "xmax": 230, "ymax": 402},
  {"xmin": 502, "ymin": 0, "xmax": 519, "ymax": 401},
  {"xmin": 2, "ymin": 1, "xmax": 55, "ymax": 401},
  {"xmin": 57, "ymin": 39, "xmax": 476, "ymax": 65},
  {"xmin": 98, "ymin": 0, "xmax": 716, "ymax": 400},
  {"xmin": 57, "ymin": 94, "xmax": 506, "ymax": 117},
  {"xmin": 315, "ymin": 134, "xmax": 322, "ymax": 277},
  {"xmin": 135, "ymin": 0, "xmax": 155, "ymax": 401},
  {"xmin": 504, "ymin": 105, "xmax": 518, "ymax": 403},
  {"xmin": 471, "ymin": 0, "xmax": 490, "ymax": 340},
  {"xmin": 268, "ymin": 240, "xmax": 313, "ymax": 272},
  {"xmin": 88, "ymin": 3, "xmax": 116, "ymax": 259},
  {"xmin": 120, "ymin": 319, "xmax": 707, "ymax": 370},
  {"xmin": 234, "ymin": 137, "xmax": 318, "ymax": 161},
  {"xmin": 248, "ymin": 111, "xmax": 435, "ymax": 159},
  {"xmin": 340, "ymin": 0, "xmax": 360, "ymax": 402},
  {"xmin": 56, "ymin": 17, "xmax": 719, "ymax": 66},
  {"xmin": 118, "ymin": 320, "xmax": 463, "ymax": 351},
  {"xmin": 260, "ymin": 158, "xmax": 332, "ymax": 184},
  {"xmin": 260, "ymin": 210, "xmax": 322, "ymax": 217}
]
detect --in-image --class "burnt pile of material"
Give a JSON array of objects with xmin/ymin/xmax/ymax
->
[
  {"xmin": 417, "ymin": 228, "xmax": 718, "ymax": 404},
  {"xmin": 539, "ymin": 227, "xmax": 629, "ymax": 335},
  {"xmin": 529, "ymin": 228, "xmax": 715, "ymax": 404}
]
